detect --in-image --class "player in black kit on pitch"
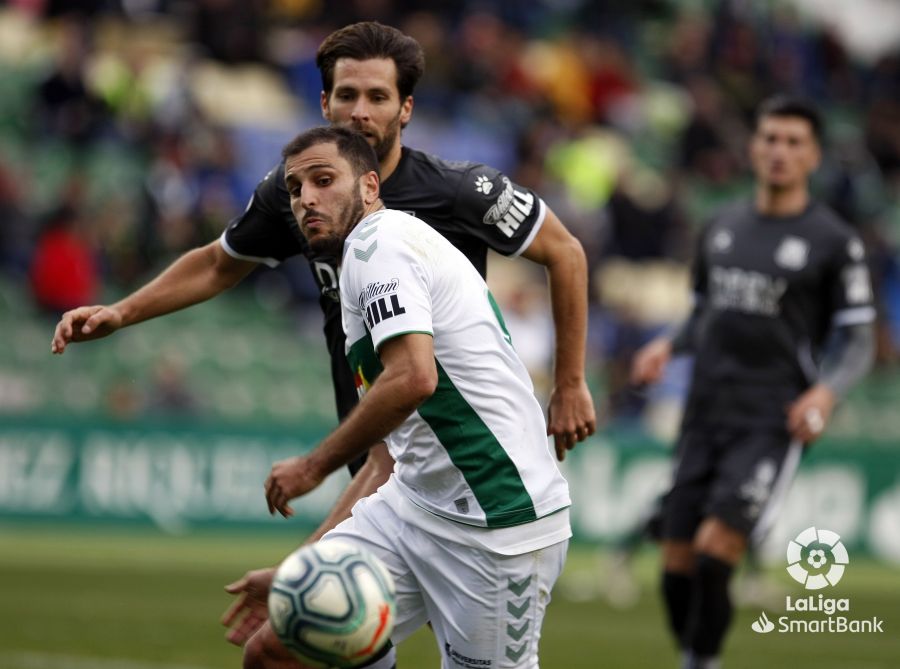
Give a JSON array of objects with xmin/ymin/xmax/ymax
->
[{"xmin": 631, "ymin": 96, "xmax": 875, "ymax": 669}]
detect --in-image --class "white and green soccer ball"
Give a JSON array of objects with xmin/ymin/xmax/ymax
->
[{"xmin": 268, "ymin": 540, "xmax": 396, "ymax": 669}]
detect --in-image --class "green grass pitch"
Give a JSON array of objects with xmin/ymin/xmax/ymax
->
[{"xmin": 1, "ymin": 525, "xmax": 897, "ymax": 668}]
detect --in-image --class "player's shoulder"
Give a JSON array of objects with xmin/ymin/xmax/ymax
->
[
  {"xmin": 400, "ymin": 146, "xmax": 509, "ymax": 195},
  {"xmin": 804, "ymin": 201, "xmax": 855, "ymax": 237},
  {"xmin": 402, "ymin": 146, "xmax": 483, "ymax": 179},
  {"xmin": 346, "ymin": 209, "xmax": 416, "ymax": 250},
  {"xmin": 803, "ymin": 202, "xmax": 867, "ymax": 263},
  {"xmin": 707, "ymin": 199, "xmax": 754, "ymax": 229},
  {"xmin": 253, "ymin": 160, "xmax": 288, "ymax": 202}
]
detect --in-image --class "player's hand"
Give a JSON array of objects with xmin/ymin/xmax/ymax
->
[
  {"xmin": 547, "ymin": 380, "xmax": 597, "ymax": 461},
  {"xmin": 787, "ymin": 384, "xmax": 836, "ymax": 445},
  {"xmin": 265, "ymin": 455, "xmax": 325, "ymax": 517},
  {"xmin": 222, "ymin": 567, "xmax": 276, "ymax": 646},
  {"xmin": 51, "ymin": 305, "xmax": 123, "ymax": 354},
  {"xmin": 629, "ymin": 337, "xmax": 672, "ymax": 386}
]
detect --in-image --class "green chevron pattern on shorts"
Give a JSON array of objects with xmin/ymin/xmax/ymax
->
[
  {"xmin": 507, "ymin": 621, "xmax": 530, "ymax": 641},
  {"xmin": 507, "ymin": 575, "xmax": 532, "ymax": 597},
  {"xmin": 417, "ymin": 359, "xmax": 536, "ymax": 527},
  {"xmin": 507, "ymin": 598, "xmax": 531, "ymax": 619},
  {"xmin": 505, "ymin": 643, "xmax": 526, "ymax": 662}
]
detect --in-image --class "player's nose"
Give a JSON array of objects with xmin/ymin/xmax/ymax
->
[
  {"xmin": 300, "ymin": 191, "xmax": 318, "ymax": 211},
  {"xmin": 350, "ymin": 100, "xmax": 370, "ymax": 121}
]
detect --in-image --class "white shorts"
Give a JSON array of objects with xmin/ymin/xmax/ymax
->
[{"xmin": 322, "ymin": 490, "xmax": 569, "ymax": 669}]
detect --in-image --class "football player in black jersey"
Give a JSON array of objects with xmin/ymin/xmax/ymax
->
[
  {"xmin": 631, "ymin": 96, "xmax": 875, "ymax": 669},
  {"xmin": 50, "ymin": 22, "xmax": 595, "ymax": 665}
]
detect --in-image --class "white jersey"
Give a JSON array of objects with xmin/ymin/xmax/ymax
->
[{"xmin": 340, "ymin": 209, "xmax": 570, "ymax": 551}]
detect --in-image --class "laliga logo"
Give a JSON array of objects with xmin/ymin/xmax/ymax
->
[{"xmin": 786, "ymin": 527, "xmax": 849, "ymax": 590}]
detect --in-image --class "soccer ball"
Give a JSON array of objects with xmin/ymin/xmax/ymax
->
[{"xmin": 268, "ymin": 540, "xmax": 396, "ymax": 668}]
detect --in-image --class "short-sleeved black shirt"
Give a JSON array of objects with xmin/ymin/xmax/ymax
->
[
  {"xmin": 682, "ymin": 200, "xmax": 875, "ymax": 429},
  {"xmin": 221, "ymin": 146, "xmax": 546, "ymax": 420}
]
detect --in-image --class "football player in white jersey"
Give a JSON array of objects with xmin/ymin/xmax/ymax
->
[{"xmin": 242, "ymin": 126, "xmax": 571, "ymax": 669}]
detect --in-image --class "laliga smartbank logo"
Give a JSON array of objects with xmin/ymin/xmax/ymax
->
[
  {"xmin": 786, "ymin": 526, "xmax": 848, "ymax": 589},
  {"xmin": 751, "ymin": 527, "xmax": 884, "ymax": 635}
]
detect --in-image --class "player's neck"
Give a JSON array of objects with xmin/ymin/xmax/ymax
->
[
  {"xmin": 378, "ymin": 143, "xmax": 403, "ymax": 182},
  {"xmin": 755, "ymin": 184, "xmax": 810, "ymax": 218}
]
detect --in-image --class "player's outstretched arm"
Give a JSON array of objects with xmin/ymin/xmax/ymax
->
[
  {"xmin": 265, "ymin": 334, "xmax": 436, "ymax": 517},
  {"xmin": 521, "ymin": 208, "xmax": 596, "ymax": 460},
  {"xmin": 51, "ymin": 241, "xmax": 255, "ymax": 354}
]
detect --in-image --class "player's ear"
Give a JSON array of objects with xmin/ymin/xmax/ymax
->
[
  {"xmin": 808, "ymin": 140, "xmax": 823, "ymax": 172},
  {"xmin": 321, "ymin": 91, "xmax": 331, "ymax": 121},
  {"xmin": 399, "ymin": 96, "xmax": 413, "ymax": 128},
  {"xmin": 362, "ymin": 171, "xmax": 380, "ymax": 205}
]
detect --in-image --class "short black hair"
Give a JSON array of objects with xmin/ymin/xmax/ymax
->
[
  {"xmin": 281, "ymin": 126, "xmax": 378, "ymax": 178},
  {"xmin": 755, "ymin": 95, "xmax": 824, "ymax": 142},
  {"xmin": 316, "ymin": 21, "xmax": 425, "ymax": 100}
]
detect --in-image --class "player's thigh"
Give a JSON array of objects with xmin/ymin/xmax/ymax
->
[
  {"xmin": 407, "ymin": 532, "xmax": 568, "ymax": 669},
  {"xmin": 661, "ymin": 428, "xmax": 717, "ymax": 541},
  {"xmin": 707, "ymin": 428, "xmax": 792, "ymax": 536},
  {"xmin": 320, "ymin": 493, "xmax": 430, "ymax": 645}
]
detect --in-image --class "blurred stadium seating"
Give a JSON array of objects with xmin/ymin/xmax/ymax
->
[{"xmin": 2, "ymin": 1, "xmax": 899, "ymax": 433}]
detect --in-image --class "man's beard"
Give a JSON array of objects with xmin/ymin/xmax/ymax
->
[
  {"xmin": 307, "ymin": 188, "xmax": 366, "ymax": 259},
  {"xmin": 347, "ymin": 111, "xmax": 401, "ymax": 163}
]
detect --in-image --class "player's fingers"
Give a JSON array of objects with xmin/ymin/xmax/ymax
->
[
  {"xmin": 264, "ymin": 475, "xmax": 278, "ymax": 513},
  {"xmin": 220, "ymin": 592, "xmax": 248, "ymax": 626},
  {"xmin": 224, "ymin": 576, "xmax": 248, "ymax": 594},
  {"xmin": 555, "ymin": 438, "xmax": 566, "ymax": 462},
  {"xmin": 225, "ymin": 614, "xmax": 253, "ymax": 646},
  {"xmin": 276, "ymin": 500, "xmax": 293, "ymax": 518},
  {"xmin": 798, "ymin": 407, "xmax": 824, "ymax": 443},
  {"xmin": 81, "ymin": 309, "xmax": 108, "ymax": 334},
  {"xmin": 786, "ymin": 403, "xmax": 806, "ymax": 434},
  {"xmin": 268, "ymin": 485, "xmax": 291, "ymax": 517},
  {"xmin": 554, "ymin": 432, "xmax": 574, "ymax": 461},
  {"xmin": 51, "ymin": 320, "xmax": 73, "ymax": 353},
  {"xmin": 574, "ymin": 420, "xmax": 595, "ymax": 441},
  {"xmin": 227, "ymin": 611, "xmax": 267, "ymax": 646}
]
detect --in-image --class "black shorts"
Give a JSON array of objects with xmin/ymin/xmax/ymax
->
[{"xmin": 662, "ymin": 425, "xmax": 796, "ymax": 539}]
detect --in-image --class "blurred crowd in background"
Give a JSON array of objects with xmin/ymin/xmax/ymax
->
[{"xmin": 2, "ymin": 0, "xmax": 900, "ymax": 434}]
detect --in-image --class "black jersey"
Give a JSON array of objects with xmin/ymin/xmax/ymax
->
[
  {"xmin": 221, "ymin": 146, "xmax": 546, "ymax": 420},
  {"xmin": 682, "ymin": 200, "xmax": 875, "ymax": 429}
]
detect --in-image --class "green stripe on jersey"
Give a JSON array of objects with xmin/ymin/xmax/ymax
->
[
  {"xmin": 487, "ymin": 289, "xmax": 512, "ymax": 345},
  {"xmin": 418, "ymin": 360, "xmax": 536, "ymax": 527}
]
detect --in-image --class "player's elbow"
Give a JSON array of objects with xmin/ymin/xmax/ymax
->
[
  {"xmin": 402, "ymin": 365, "xmax": 438, "ymax": 407},
  {"xmin": 208, "ymin": 242, "xmax": 254, "ymax": 290},
  {"xmin": 561, "ymin": 233, "xmax": 587, "ymax": 269}
]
